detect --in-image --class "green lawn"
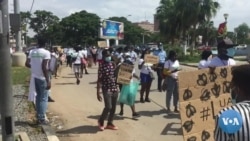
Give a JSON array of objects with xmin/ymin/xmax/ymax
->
[{"xmin": 12, "ymin": 67, "xmax": 30, "ymax": 85}]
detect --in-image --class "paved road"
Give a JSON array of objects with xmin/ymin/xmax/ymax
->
[{"xmin": 48, "ymin": 64, "xmax": 197, "ymax": 141}]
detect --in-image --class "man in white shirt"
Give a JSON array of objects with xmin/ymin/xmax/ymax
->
[
  {"xmin": 208, "ymin": 38, "xmax": 237, "ymax": 103},
  {"xmin": 25, "ymin": 37, "xmax": 51, "ymax": 125},
  {"xmin": 208, "ymin": 39, "xmax": 237, "ymax": 67}
]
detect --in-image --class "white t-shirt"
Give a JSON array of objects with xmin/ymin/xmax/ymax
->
[
  {"xmin": 208, "ymin": 56, "xmax": 236, "ymax": 67},
  {"xmin": 139, "ymin": 59, "xmax": 152, "ymax": 74},
  {"xmin": 80, "ymin": 50, "xmax": 87, "ymax": 58},
  {"xmin": 198, "ymin": 60, "xmax": 211, "ymax": 69},
  {"xmin": 29, "ymin": 48, "xmax": 51, "ymax": 80},
  {"xmin": 130, "ymin": 51, "xmax": 137, "ymax": 63},
  {"xmin": 97, "ymin": 49, "xmax": 103, "ymax": 60},
  {"xmin": 49, "ymin": 55, "xmax": 57, "ymax": 72},
  {"xmin": 73, "ymin": 52, "xmax": 83, "ymax": 64},
  {"xmin": 164, "ymin": 60, "xmax": 180, "ymax": 79}
]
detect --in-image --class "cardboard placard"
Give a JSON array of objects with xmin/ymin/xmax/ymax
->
[
  {"xmin": 178, "ymin": 66, "xmax": 233, "ymax": 141},
  {"xmin": 144, "ymin": 54, "xmax": 159, "ymax": 65},
  {"xmin": 98, "ymin": 41, "xmax": 107, "ymax": 48},
  {"xmin": 117, "ymin": 63, "xmax": 134, "ymax": 85}
]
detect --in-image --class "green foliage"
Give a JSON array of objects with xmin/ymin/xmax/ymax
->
[
  {"xmin": 179, "ymin": 55, "xmax": 200, "ymax": 63},
  {"xmin": 12, "ymin": 67, "xmax": 30, "ymax": 85},
  {"xmin": 235, "ymin": 23, "xmax": 250, "ymax": 44}
]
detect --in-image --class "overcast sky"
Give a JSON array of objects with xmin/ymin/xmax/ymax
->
[{"xmin": 15, "ymin": 0, "xmax": 250, "ymax": 36}]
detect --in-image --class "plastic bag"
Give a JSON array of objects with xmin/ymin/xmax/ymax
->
[{"xmin": 119, "ymin": 82, "xmax": 139, "ymax": 106}]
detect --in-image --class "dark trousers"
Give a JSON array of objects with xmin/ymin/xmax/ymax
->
[
  {"xmin": 66, "ymin": 55, "xmax": 71, "ymax": 67},
  {"xmin": 156, "ymin": 63, "xmax": 164, "ymax": 91},
  {"xmin": 99, "ymin": 91, "xmax": 118, "ymax": 124}
]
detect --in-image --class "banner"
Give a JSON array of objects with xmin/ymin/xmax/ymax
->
[
  {"xmin": 100, "ymin": 20, "xmax": 124, "ymax": 40},
  {"xmin": 144, "ymin": 54, "xmax": 159, "ymax": 65},
  {"xmin": 97, "ymin": 41, "xmax": 107, "ymax": 48},
  {"xmin": 117, "ymin": 63, "xmax": 134, "ymax": 85},
  {"xmin": 178, "ymin": 67, "xmax": 233, "ymax": 141}
]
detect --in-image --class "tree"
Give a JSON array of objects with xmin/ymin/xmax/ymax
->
[
  {"xmin": 60, "ymin": 10, "xmax": 100, "ymax": 46},
  {"xmin": 29, "ymin": 10, "xmax": 60, "ymax": 40},
  {"xmin": 235, "ymin": 23, "xmax": 250, "ymax": 44}
]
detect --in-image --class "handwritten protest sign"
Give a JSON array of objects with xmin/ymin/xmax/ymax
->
[
  {"xmin": 117, "ymin": 63, "xmax": 134, "ymax": 85},
  {"xmin": 144, "ymin": 54, "xmax": 159, "ymax": 65},
  {"xmin": 178, "ymin": 67, "xmax": 233, "ymax": 141},
  {"xmin": 98, "ymin": 41, "xmax": 107, "ymax": 48}
]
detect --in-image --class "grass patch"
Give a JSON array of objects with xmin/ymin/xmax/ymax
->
[
  {"xmin": 179, "ymin": 55, "xmax": 200, "ymax": 63},
  {"xmin": 12, "ymin": 67, "xmax": 30, "ymax": 85}
]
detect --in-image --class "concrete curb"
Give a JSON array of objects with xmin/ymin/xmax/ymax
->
[
  {"xmin": 0, "ymin": 132, "xmax": 30, "ymax": 141},
  {"xmin": 31, "ymin": 102, "xmax": 60, "ymax": 141}
]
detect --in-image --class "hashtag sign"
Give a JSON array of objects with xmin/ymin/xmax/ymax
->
[{"xmin": 200, "ymin": 107, "xmax": 211, "ymax": 121}]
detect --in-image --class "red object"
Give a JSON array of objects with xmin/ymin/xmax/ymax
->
[{"xmin": 218, "ymin": 22, "xmax": 227, "ymax": 35}]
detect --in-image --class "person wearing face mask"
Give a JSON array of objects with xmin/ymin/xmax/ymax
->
[
  {"xmin": 208, "ymin": 39, "xmax": 237, "ymax": 67},
  {"xmin": 214, "ymin": 64, "xmax": 250, "ymax": 141},
  {"xmin": 198, "ymin": 50, "xmax": 212, "ymax": 69},
  {"xmin": 153, "ymin": 42, "xmax": 167, "ymax": 92},
  {"xmin": 97, "ymin": 49, "xmax": 119, "ymax": 131},
  {"xmin": 163, "ymin": 50, "xmax": 181, "ymax": 113},
  {"xmin": 208, "ymin": 38, "xmax": 237, "ymax": 103},
  {"xmin": 118, "ymin": 53, "xmax": 140, "ymax": 118}
]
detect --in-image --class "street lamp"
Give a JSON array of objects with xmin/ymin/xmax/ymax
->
[{"xmin": 223, "ymin": 13, "xmax": 229, "ymax": 22}]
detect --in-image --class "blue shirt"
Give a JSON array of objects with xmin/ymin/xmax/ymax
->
[{"xmin": 153, "ymin": 50, "xmax": 167, "ymax": 64}]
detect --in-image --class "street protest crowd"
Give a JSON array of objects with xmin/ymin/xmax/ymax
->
[{"xmin": 25, "ymin": 36, "xmax": 250, "ymax": 141}]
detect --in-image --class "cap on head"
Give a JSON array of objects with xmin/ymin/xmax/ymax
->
[{"xmin": 217, "ymin": 38, "xmax": 238, "ymax": 49}]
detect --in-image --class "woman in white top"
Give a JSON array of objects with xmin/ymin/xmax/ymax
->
[
  {"xmin": 72, "ymin": 47, "xmax": 83, "ymax": 85},
  {"xmin": 198, "ymin": 50, "xmax": 212, "ymax": 69},
  {"xmin": 138, "ymin": 48, "xmax": 154, "ymax": 103},
  {"xmin": 163, "ymin": 50, "xmax": 181, "ymax": 113}
]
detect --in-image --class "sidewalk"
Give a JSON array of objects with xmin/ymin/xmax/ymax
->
[{"xmin": 47, "ymin": 65, "xmax": 188, "ymax": 141}]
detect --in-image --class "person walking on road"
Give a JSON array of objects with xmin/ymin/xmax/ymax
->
[
  {"xmin": 118, "ymin": 53, "xmax": 140, "ymax": 118},
  {"xmin": 72, "ymin": 47, "xmax": 84, "ymax": 85},
  {"xmin": 97, "ymin": 49, "xmax": 119, "ymax": 131},
  {"xmin": 139, "ymin": 48, "xmax": 154, "ymax": 103},
  {"xmin": 25, "ymin": 37, "xmax": 51, "ymax": 125}
]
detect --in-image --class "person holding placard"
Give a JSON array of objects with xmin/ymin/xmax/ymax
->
[
  {"xmin": 163, "ymin": 50, "xmax": 181, "ymax": 113},
  {"xmin": 118, "ymin": 53, "xmax": 140, "ymax": 118},
  {"xmin": 214, "ymin": 64, "xmax": 250, "ymax": 141},
  {"xmin": 139, "ymin": 48, "xmax": 154, "ymax": 103},
  {"xmin": 208, "ymin": 39, "xmax": 237, "ymax": 103}
]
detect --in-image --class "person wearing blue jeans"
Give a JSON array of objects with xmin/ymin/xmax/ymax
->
[
  {"xmin": 34, "ymin": 78, "xmax": 49, "ymax": 121},
  {"xmin": 25, "ymin": 36, "xmax": 51, "ymax": 125}
]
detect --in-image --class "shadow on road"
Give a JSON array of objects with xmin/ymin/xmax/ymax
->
[
  {"xmin": 89, "ymin": 81, "xmax": 97, "ymax": 85},
  {"xmin": 137, "ymin": 109, "xmax": 166, "ymax": 117},
  {"xmin": 164, "ymin": 113, "xmax": 181, "ymax": 119},
  {"xmin": 56, "ymin": 125, "xmax": 99, "ymax": 134},
  {"xmin": 87, "ymin": 114, "xmax": 138, "ymax": 121},
  {"xmin": 61, "ymin": 76, "xmax": 76, "ymax": 79},
  {"xmin": 55, "ymin": 82, "xmax": 76, "ymax": 85},
  {"xmin": 161, "ymin": 122, "xmax": 182, "ymax": 135}
]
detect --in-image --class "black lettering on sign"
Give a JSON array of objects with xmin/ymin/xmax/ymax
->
[
  {"xmin": 183, "ymin": 89, "xmax": 193, "ymax": 101},
  {"xmin": 223, "ymin": 81, "xmax": 231, "ymax": 93},
  {"xmin": 220, "ymin": 68, "xmax": 228, "ymax": 78},
  {"xmin": 187, "ymin": 136, "xmax": 197, "ymax": 141},
  {"xmin": 211, "ymin": 83, "xmax": 221, "ymax": 97},
  {"xmin": 197, "ymin": 73, "xmax": 208, "ymax": 86},
  {"xmin": 200, "ymin": 89, "xmax": 211, "ymax": 101},
  {"xmin": 186, "ymin": 103, "xmax": 196, "ymax": 118},
  {"xmin": 219, "ymin": 97, "xmax": 233, "ymax": 107},
  {"xmin": 210, "ymin": 101, "xmax": 216, "ymax": 119},
  {"xmin": 209, "ymin": 72, "xmax": 217, "ymax": 82},
  {"xmin": 201, "ymin": 130, "xmax": 210, "ymax": 141},
  {"xmin": 200, "ymin": 107, "xmax": 210, "ymax": 121},
  {"xmin": 183, "ymin": 120, "xmax": 195, "ymax": 133}
]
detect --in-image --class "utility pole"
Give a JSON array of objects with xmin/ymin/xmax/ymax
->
[
  {"xmin": 14, "ymin": 0, "xmax": 21, "ymax": 52},
  {"xmin": 0, "ymin": 0, "xmax": 15, "ymax": 141}
]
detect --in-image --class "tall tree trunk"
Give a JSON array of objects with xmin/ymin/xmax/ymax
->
[{"xmin": 191, "ymin": 25, "xmax": 197, "ymax": 56}]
